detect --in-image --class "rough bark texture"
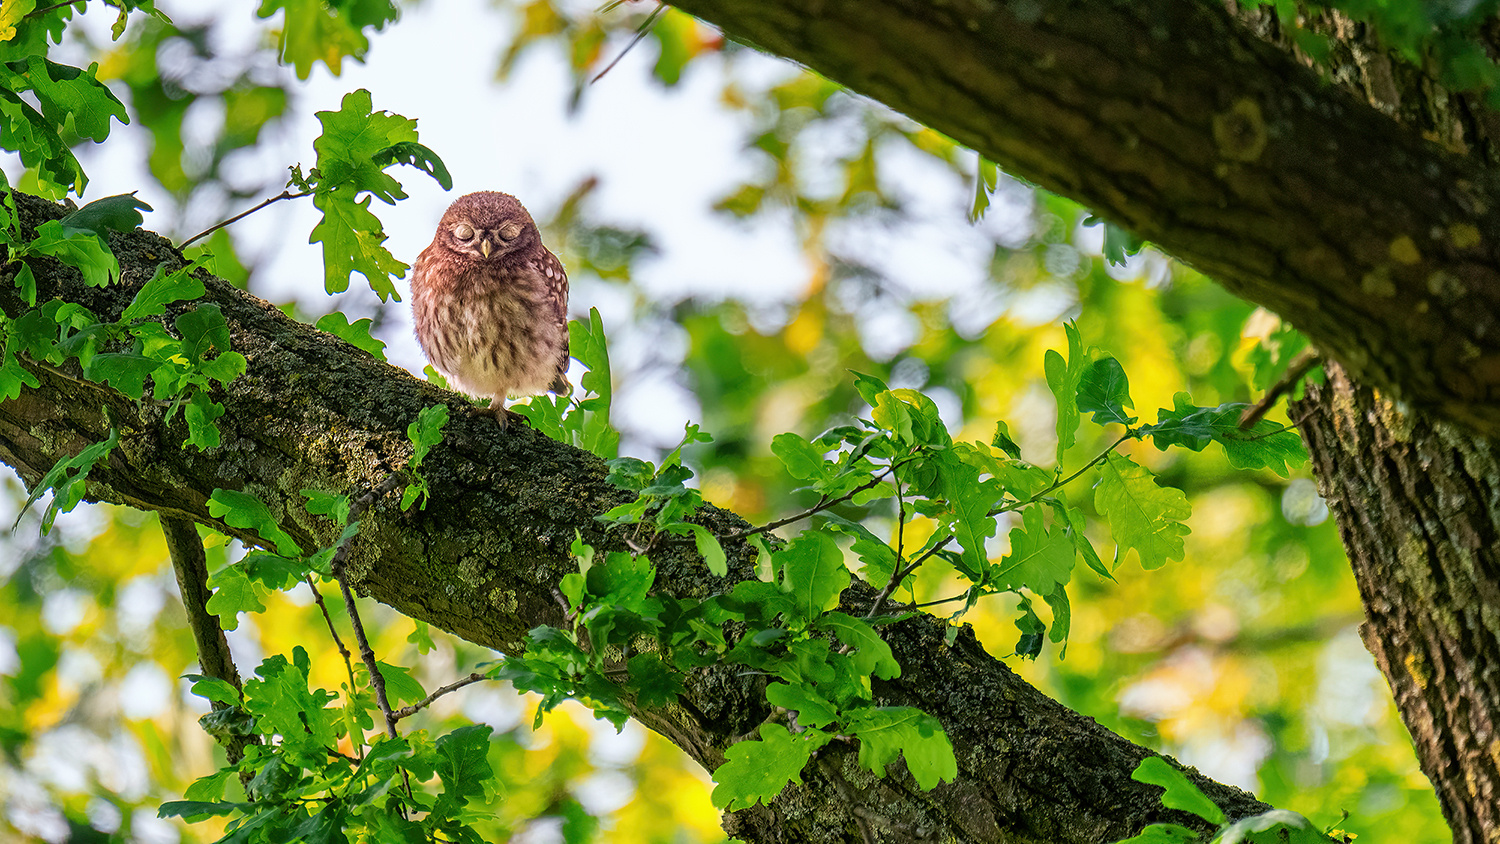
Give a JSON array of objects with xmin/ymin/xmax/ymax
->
[
  {"xmin": 667, "ymin": 0, "xmax": 1500, "ymax": 437},
  {"xmin": 0, "ymin": 195, "xmax": 1269, "ymax": 842},
  {"xmin": 1294, "ymin": 366, "xmax": 1500, "ymax": 844}
]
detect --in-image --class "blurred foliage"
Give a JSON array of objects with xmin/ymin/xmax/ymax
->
[{"xmin": 0, "ymin": 0, "xmax": 1462, "ymax": 842}]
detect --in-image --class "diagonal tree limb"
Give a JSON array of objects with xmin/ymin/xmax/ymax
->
[
  {"xmin": 159, "ymin": 513, "xmax": 259, "ymax": 766},
  {"xmin": 0, "ymin": 197, "xmax": 1267, "ymax": 840},
  {"xmin": 664, "ymin": 0, "xmax": 1500, "ymax": 437}
]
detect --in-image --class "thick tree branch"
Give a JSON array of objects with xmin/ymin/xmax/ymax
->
[
  {"xmin": 666, "ymin": 0, "xmax": 1500, "ymax": 436},
  {"xmin": 0, "ymin": 195, "xmax": 1268, "ymax": 841}
]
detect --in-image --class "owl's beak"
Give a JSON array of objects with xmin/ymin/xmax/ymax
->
[{"xmin": 480, "ymin": 238, "xmax": 492, "ymax": 258}]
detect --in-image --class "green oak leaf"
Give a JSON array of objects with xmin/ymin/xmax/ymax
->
[
  {"xmin": 771, "ymin": 432, "xmax": 830, "ymax": 481},
  {"xmin": 817, "ymin": 611, "xmax": 899, "ymax": 679},
  {"xmin": 60, "ymin": 192, "xmax": 152, "ymax": 238},
  {"xmin": 995, "ymin": 505, "xmax": 1075, "ymax": 593},
  {"xmin": 310, "ymin": 190, "xmax": 408, "ymax": 300},
  {"xmin": 204, "ymin": 564, "xmax": 265, "ymax": 629},
  {"xmin": 777, "ymin": 530, "xmax": 851, "ymax": 620},
  {"xmin": 121, "ymin": 263, "xmax": 206, "ymax": 322},
  {"xmin": 1077, "ymin": 356, "xmax": 1136, "ymax": 425},
  {"xmin": 433, "ymin": 725, "xmax": 496, "ymax": 805},
  {"xmin": 375, "ymin": 661, "xmax": 426, "ymax": 706},
  {"xmin": 182, "ymin": 674, "xmax": 240, "ymax": 706},
  {"xmin": 765, "ymin": 682, "xmax": 838, "ymax": 728},
  {"xmin": 1044, "ymin": 322, "xmax": 1087, "ymax": 462},
  {"xmin": 711, "ymin": 723, "xmax": 830, "ymax": 810},
  {"xmin": 1144, "ymin": 392, "xmax": 1307, "ymax": 476},
  {"xmin": 315, "ymin": 311, "xmax": 387, "ymax": 359},
  {"xmin": 1131, "ymin": 757, "xmax": 1226, "ymax": 824},
  {"xmin": 845, "ymin": 706, "xmax": 957, "ymax": 789},
  {"xmin": 207, "ymin": 488, "xmax": 304, "ymax": 557},
  {"xmin": 1094, "ymin": 452, "xmax": 1190, "ymax": 571}
]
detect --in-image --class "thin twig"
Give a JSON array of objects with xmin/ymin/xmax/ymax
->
[
  {"xmin": 392, "ymin": 673, "xmax": 487, "ymax": 721},
  {"xmin": 308, "ymin": 575, "xmax": 360, "ymax": 711},
  {"xmin": 327, "ymin": 472, "xmax": 408, "ymax": 739},
  {"xmin": 994, "ymin": 432, "xmax": 1134, "ymax": 517},
  {"xmin": 334, "ymin": 571, "xmax": 398, "ymax": 738},
  {"xmin": 590, "ymin": 3, "xmax": 666, "ymax": 84},
  {"xmin": 865, "ymin": 539, "xmax": 947, "ymax": 620},
  {"xmin": 178, "ymin": 190, "xmax": 311, "ymax": 250},
  {"xmin": 723, "ymin": 467, "xmax": 895, "ymax": 542},
  {"xmin": 1239, "ymin": 347, "xmax": 1321, "ymax": 430},
  {"xmin": 25, "ymin": 0, "xmax": 85, "ymax": 18}
]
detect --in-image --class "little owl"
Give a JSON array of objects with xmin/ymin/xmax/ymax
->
[{"xmin": 411, "ymin": 191, "xmax": 570, "ymax": 428}]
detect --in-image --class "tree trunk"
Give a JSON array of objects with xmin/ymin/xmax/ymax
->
[
  {"xmin": 0, "ymin": 194, "xmax": 1268, "ymax": 842},
  {"xmin": 1294, "ymin": 366, "xmax": 1500, "ymax": 843}
]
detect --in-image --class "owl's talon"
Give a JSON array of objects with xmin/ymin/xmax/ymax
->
[{"xmin": 469, "ymin": 403, "xmax": 525, "ymax": 431}]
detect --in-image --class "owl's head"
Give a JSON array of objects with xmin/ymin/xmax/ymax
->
[{"xmin": 435, "ymin": 191, "xmax": 538, "ymax": 262}]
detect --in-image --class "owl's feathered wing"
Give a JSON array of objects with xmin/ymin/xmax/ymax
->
[{"xmin": 534, "ymin": 246, "xmax": 571, "ymax": 396}]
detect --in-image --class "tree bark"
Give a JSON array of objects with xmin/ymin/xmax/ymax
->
[
  {"xmin": 0, "ymin": 194, "xmax": 1270, "ymax": 842},
  {"xmin": 667, "ymin": 0, "xmax": 1500, "ymax": 437},
  {"xmin": 1294, "ymin": 366, "xmax": 1500, "ymax": 844}
]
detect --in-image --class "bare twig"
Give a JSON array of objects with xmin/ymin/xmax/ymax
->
[
  {"xmin": 25, "ymin": 0, "xmax": 86, "ymax": 19},
  {"xmin": 334, "ymin": 571, "xmax": 398, "ymax": 738},
  {"xmin": 590, "ymin": 3, "xmax": 667, "ymax": 84},
  {"xmin": 392, "ymin": 673, "xmax": 487, "ymax": 721},
  {"xmin": 1239, "ymin": 347, "xmax": 1321, "ymax": 430},
  {"xmin": 178, "ymin": 190, "xmax": 311, "ymax": 250},
  {"xmin": 326, "ymin": 471, "xmax": 408, "ymax": 739},
  {"xmin": 308, "ymin": 575, "xmax": 359, "ymax": 710},
  {"xmin": 723, "ymin": 467, "xmax": 895, "ymax": 542}
]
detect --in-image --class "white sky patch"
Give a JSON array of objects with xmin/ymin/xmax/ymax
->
[
  {"xmin": 41, "ymin": 588, "xmax": 90, "ymax": 635},
  {"xmin": 119, "ymin": 662, "xmax": 173, "ymax": 720}
]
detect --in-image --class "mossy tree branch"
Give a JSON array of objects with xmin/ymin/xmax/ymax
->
[{"xmin": 0, "ymin": 195, "xmax": 1267, "ymax": 841}]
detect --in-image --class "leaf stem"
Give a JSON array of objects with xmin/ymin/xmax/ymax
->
[
  {"xmin": 724, "ymin": 465, "xmax": 896, "ymax": 542},
  {"xmin": 327, "ymin": 472, "xmax": 407, "ymax": 740},
  {"xmin": 178, "ymin": 189, "xmax": 311, "ymax": 250},
  {"xmin": 993, "ymin": 432, "xmax": 1133, "ymax": 516},
  {"xmin": 590, "ymin": 3, "xmax": 667, "ymax": 84},
  {"xmin": 25, "ymin": 0, "xmax": 85, "ymax": 19},
  {"xmin": 392, "ymin": 673, "xmax": 488, "ymax": 721}
]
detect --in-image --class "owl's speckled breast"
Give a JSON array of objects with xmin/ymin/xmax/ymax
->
[{"xmin": 412, "ymin": 270, "xmax": 565, "ymax": 401}]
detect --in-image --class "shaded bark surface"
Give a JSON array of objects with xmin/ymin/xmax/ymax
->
[
  {"xmin": 668, "ymin": 0, "xmax": 1500, "ymax": 437},
  {"xmin": 0, "ymin": 195, "xmax": 1270, "ymax": 841},
  {"xmin": 1294, "ymin": 368, "xmax": 1500, "ymax": 843}
]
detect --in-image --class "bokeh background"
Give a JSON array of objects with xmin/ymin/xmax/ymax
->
[{"xmin": 1, "ymin": 0, "xmax": 1447, "ymax": 841}]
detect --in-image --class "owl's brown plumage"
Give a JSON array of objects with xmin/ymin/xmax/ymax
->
[{"xmin": 411, "ymin": 191, "xmax": 569, "ymax": 428}]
